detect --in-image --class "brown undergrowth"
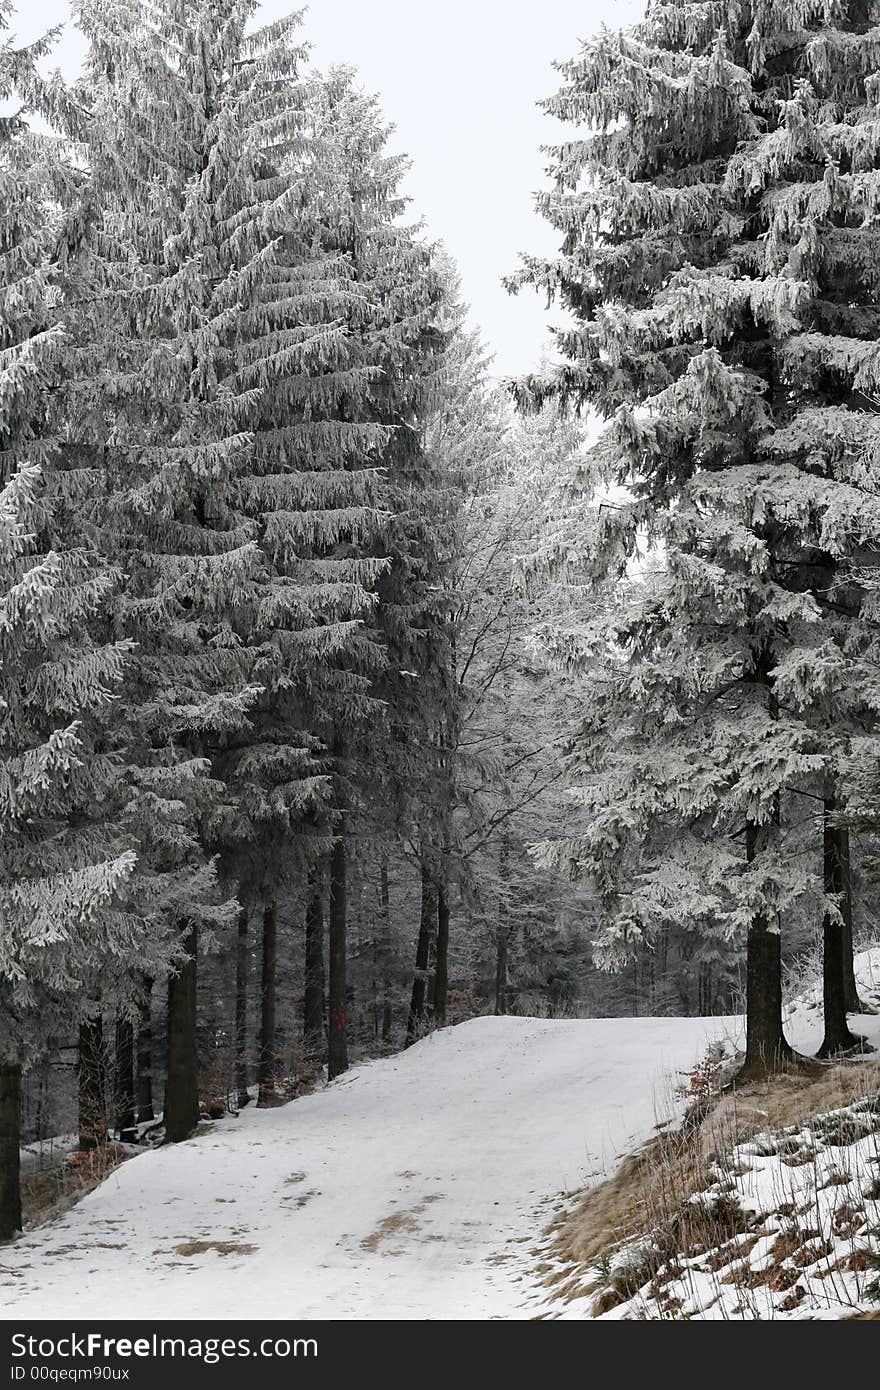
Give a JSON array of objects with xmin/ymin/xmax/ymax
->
[{"xmin": 21, "ymin": 1143, "xmax": 132, "ymax": 1229}]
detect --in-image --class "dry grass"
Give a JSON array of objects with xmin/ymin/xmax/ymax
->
[
  {"xmin": 359, "ymin": 1194, "xmax": 444, "ymax": 1253},
  {"xmin": 541, "ymin": 1060, "xmax": 880, "ymax": 1313},
  {"xmin": 360, "ymin": 1209, "xmax": 422, "ymax": 1252},
  {"xmin": 168, "ymin": 1240, "xmax": 258, "ymax": 1257},
  {"xmin": 698, "ymin": 1062, "xmax": 880, "ymax": 1166}
]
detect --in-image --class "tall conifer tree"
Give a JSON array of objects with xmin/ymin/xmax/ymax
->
[
  {"xmin": 511, "ymin": 0, "xmax": 880, "ymax": 1073},
  {"xmin": 70, "ymin": 0, "xmax": 295, "ymax": 1135},
  {"xmin": 297, "ymin": 70, "xmax": 445, "ymax": 1076},
  {"xmin": 0, "ymin": 0, "xmax": 152, "ymax": 1236}
]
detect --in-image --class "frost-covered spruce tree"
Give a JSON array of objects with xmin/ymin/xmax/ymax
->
[
  {"xmin": 0, "ymin": 469, "xmax": 139, "ymax": 1239},
  {"xmin": 67, "ymin": 0, "xmax": 310, "ymax": 1136},
  {"xmin": 213, "ymin": 66, "xmax": 398, "ymax": 1101},
  {"xmin": 510, "ymin": 0, "xmax": 880, "ymax": 1074},
  {"xmin": 0, "ymin": 471, "xmax": 139, "ymax": 1237},
  {"xmin": 357, "ymin": 226, "xmax": 451, "ymax": 1047},
  {"xmin": 0, "ymin": 0, "xmax": 144, "ymax": 1239},
  {"xmin": 0, "ymin": 35, "xmax": 134, "ymax": 1227},
  {"xmin": 294, "ymin": 70, "xmax": 446, "ymax": 1077},
  {"xmin": 208, "ymin": 62, "xmax": 433, "ymax": 1090},
  {"xmin": 69, "ymin": 3, "xmax": 413, "ymax": 1101},
  {"xmin": 1, "ymin": 3, "xmax": 187, "ymax": 1182}
]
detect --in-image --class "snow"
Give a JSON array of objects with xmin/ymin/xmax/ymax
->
[
  {"xmin": 5, "ymin": 955, "xmax": 880, "ymax": 1321},
  {"xmin": 0, "ymin": 1014, "xmax": 733, "ymax": 1321}
]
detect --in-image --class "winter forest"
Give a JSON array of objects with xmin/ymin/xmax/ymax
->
[{"xmin": 4, "ymin": 0, "xmax": 880, "ymax": 1330}]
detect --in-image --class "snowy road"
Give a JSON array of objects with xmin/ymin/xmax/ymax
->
[{"xmin": 0, "ymin": 1015, "xmax": 734, "ymax": 1320}]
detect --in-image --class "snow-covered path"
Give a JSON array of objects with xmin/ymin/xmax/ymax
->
[{"xmin": 0, "ymin": 1015, "xmax": 733, "ymax": 1320}]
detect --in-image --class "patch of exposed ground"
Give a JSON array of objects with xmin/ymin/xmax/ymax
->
[
  {"xmin": 165, "ymin": 1240, "xmax": 258, "ymax": 1258},
  {"xmin": 359, "ymin": 1194, "xmax": 446, "ymax": 1254}
]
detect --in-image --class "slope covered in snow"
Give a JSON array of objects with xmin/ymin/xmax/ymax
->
[
  {"xmin": 0, "ymin": 1014, "xmax": 732, "ymax": 1321},
  {"xmin": 527, "ymin": 950, "xmax": 880, "ymax": 1322}
]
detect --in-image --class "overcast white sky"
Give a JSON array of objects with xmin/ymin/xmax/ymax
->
[{"xmin": 20, "ymin": 0, "xmax": 646, "ymax": 376}]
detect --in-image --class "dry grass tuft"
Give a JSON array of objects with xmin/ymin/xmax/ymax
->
[
  {"xmin": 544, "ymin": 1129, "xmax": 694, "ymax": 1272},
  {"xmin": 170, "ymin": 1240, "xmax": 257, "ymax": 1257}
]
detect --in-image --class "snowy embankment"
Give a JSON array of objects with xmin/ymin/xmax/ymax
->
[
  {"xmin": 1, "ymin": 1014, "xmax": 733, "ymax": 1321},
  {"xmin": 529, "ymin": 949, "xmax": 880, "ymax": 1321}
]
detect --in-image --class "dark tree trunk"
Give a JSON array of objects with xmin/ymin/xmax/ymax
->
[
  {"xmin": 406, "ymin": 847, "xmax": 436, "ymax": 1044},
  {"xmin": 494, "ymin": 835, "xmax": 511, "ymax": 1016},
  {"xmin": 0, "ymin": 1062, "xmax": 22, "ymax": 1241},
  {"xmin": 136, "ymin": 981, "xmax": 154, "ymax": 1125},
  {"xmin": 742, "ymin": 916, "xmax": 791, "ymax": 1077},
  {"xmin": 113, "ymin": 1016, "xmax": 136, "ymax": 1141},
  {"xmin": 303, "ymin": 870, "xmax": 325, "ymax": 1065},
  {"xmin": 740, "ymin": 819, "xmax": 793, "ymax": 1079},
  {"xmin": 658, "ymin": 925, "xmax": 669, "ymax": 988},
  {"xmin": 257, "ymin": 901, "xmax": 278, "ymax": 1106},
  {"xmin": 78, "ymin": 1015, "xmax": 107, "ymax": 1150},
  {"xmin": 377, "ymin": 857, "xmax": 393, "ymax": 1050},
  {"xmin": 165, "ymin": 923, "xmax": 199, "ymax": 1142},
  {"xmin": 327, "ymin": 823, "xmax": 349, "ymax": 1080},
  {"xmin": 818, "ymin": 800, "xmax": 862, "ymax": 1057},
  {"xmin": 494, "ymin": 928, "xmax": 509, "ymax": 1016},
  {"xmin": 698, "ymin": 962, "xmax": 712, "ymax": 1017},
  {"xmin": 434, "ymin": 871, "xmax": 450, "ymax": 1029},
  {"xmin": 839, "ymin": 825, "xmax": 865, "ymax": 1013},
  {"xmin": 234, "ymin": 907, "xmax": 250, "ymax": 1109}
]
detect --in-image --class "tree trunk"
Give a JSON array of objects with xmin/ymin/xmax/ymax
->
[
  {"xmin": 495, "ymin": 835, "xmax": 511, "ymax": 1016},
  {"xmin": 434, "ymin": 871, "xmax": 450, "ymax": 1029},
  {"xmin": 136, "ymin": 981, "xmax": 154, "ymax": 1125},
  {"xmin": 739, "ymin": 819, "xmax": 793, "ymax": 1079},
  {"xmin": 0, "ymin": 1062, "xmax": 22, "ymax": 1241},
  {"xmin": 327, "ymin": 822, "xmax": 349, "ymax": 1080},
  {"xmin": 303, "ymin": 870, "xmax": 325, "ymax": 1065},
  {"xmin": 164, "ymin": 923, "xmax": 199, "ymax": 1142},
  {"xmin": 234, "ymin": 907, "xmax": 250, "ymax": 1109},
  {"xmin": 113, "ymin": 1016, "xmax": 136, "ymax": 1141},
  {"xmin": 818, "ymin": 799, "xmax": 862, "ymax": 1057},
  {"xmin": 378, "ymin": 858, "xmax": 394, "ymax": 1050},
  {"xmin": 78, "ymin": 1015, "xmax": 107, "ymax": 1150},
  {"xmin": 742, "ymin": 915, "xmax": 791, "ymax": 1077},
  {"xmin": 839, "ymin": 825, "xmax": 865, "ymax": 1013},
  {"xmin": 494, "ymin": 927, "xmax": 509, "ymax": 1016},
  {"xmin": 257, "ymin": 901, "xmax": 278, "ymax": 1106},
  {"xmin": 406, "ymin": 846, "xmax": 436, "ymax": 1044}
]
